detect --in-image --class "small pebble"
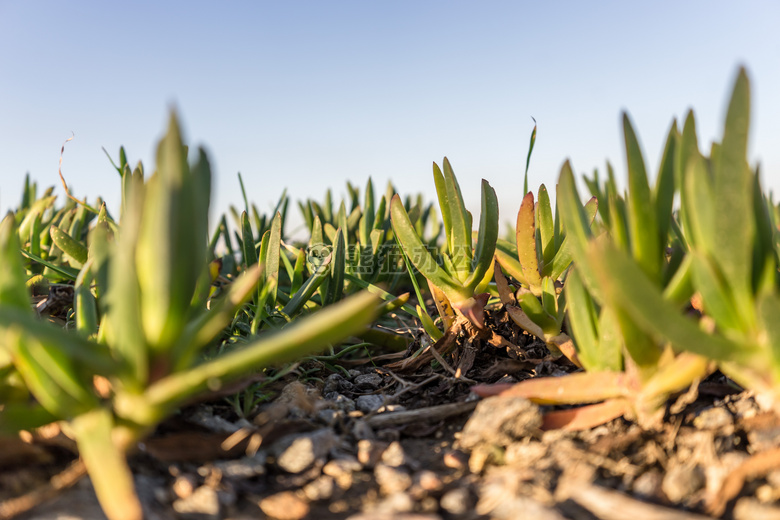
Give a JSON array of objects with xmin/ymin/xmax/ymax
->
[
  {"xmin": 371, "ymin": 492, "xmax": 415, "ymax": 514},
  {"xmin": 440, "ymin": 487, "xmax": 472, "ymax": 515},
  {"xmin": 734, "ymin": 497, "xmax": 780, "ymax": 520},
  {"xmin": 354, "ymin": 373, "xmax": 383, "ymax": 386},
  {"xmin": 357, "ymin": 394, "xmax": 385, "ymax": 414},
  {"xmin": 302, "ymin": 475, "xmax": 336, "ymax": 501},
  {"xmin": 258, "ymin": 491, "xmax": 310, "ymax": 520},
  {"xmin": 172, "ymin": 485, "xmax": 220, "ymax": 516},
  {"xmin": 632, "ymin": 469, "xmax": 663, "ymax": 499},
  {"xmin": 324, "ymin": 392, "xmax": 356, "ymax": 412},
  {"xmin": 458, "ymin": 396, "xmax": 542, "ymax": 449},
  {"xmin": 381, "ymin": 441, "xmax": 408, "ymax": 467},
  {"xmin": 323, "ymin": 457, "xmax": 363, "ymax": 489},
  {"xmin": 274, "ymin": 429, "xmax": 337, "ymax": 473},
  {"xmin": 375, "ymin": 463, "xmax": 413, "ymax": 494},
  {"xmin": 358, "ymin": 439, "xmax": 389, "ymax": 467},
  {"xmin": 317, "ymin": 408, "xmax": 342, "ymax": 425},
  {"xmin": 213, "ymin": 455, "xmax": 266, "ymax": 478},
  {"xmin": 693, "ymin": 407, "xmax": 733, "ymax": 431},
  {"xmin": 172, "ymin": 475, "xmax": 197, "ymax": 499},
  {"xmin": 414, "ymin": 470, "xmax": 443, "ymax": 492},
  {"xmin": 662, "ymin": 464, "xmax": 705, "ymax": 503},
  {"xmin": 442, "ymin": 449, "xmax": 468, "ymax": 470},
  {"xmin": 323, "ymin": 373, "xmax": 344, "ymax": 394}
]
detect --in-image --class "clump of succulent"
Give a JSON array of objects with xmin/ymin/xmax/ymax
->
[
  {"xmin": 494, "ymin": 182, "xmax": 597, "ymax": 365},
  {"xmin": 391, "ymin": 158, "xmax": 498, "ymax": 329},
  {"xmin": 475, "ymin": 87, "xmax": 713, "ymax": 429}
]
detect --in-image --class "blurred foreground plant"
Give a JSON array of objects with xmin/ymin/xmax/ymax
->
[{"xmin": 0, "ymin": 114, "xmax": 378, "ymax": 520}]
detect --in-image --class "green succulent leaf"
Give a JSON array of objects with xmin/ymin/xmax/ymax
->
[
  {"xmin": 50, "ymin": 225, "xmax": 88, "ymax": 267},
  {"xmin": 516, "ymin": 192, "xmax": 542, "ymax": 292},
  {"xmin": 623, "ymin": 113, "xmax": 661, "ymax": 282},
  {"xmin": 588, "ymin": 240, "xmax": 752, "ymax": 364},
  {"xmin": 390, "ymin": 194, "xmax": 462, "ymax": 301},
  {"xmin": 464, "ymin": 179, "xmax": 499, "ymax": 291}
]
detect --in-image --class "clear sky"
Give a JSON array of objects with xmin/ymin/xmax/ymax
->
[{"xmin": 2, "ymin": 1, "xmax": 779, "ymax": 234}]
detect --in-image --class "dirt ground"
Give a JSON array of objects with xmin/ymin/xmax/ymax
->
[{"xmin": 3, "ymin": 308, "xmax": 780, "ymax": 520}]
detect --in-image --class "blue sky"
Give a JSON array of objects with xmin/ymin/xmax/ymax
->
[{"xmin": 2, "ymin": 1, "xmax": 779, "ymax": 234}]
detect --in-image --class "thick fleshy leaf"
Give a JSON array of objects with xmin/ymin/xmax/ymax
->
[
  {"xmin": 50, "ymin": 225, "xmax": 88, "ymax": 267},
  {"xmin": 118, "ymin": 291, "xmax": 381, "ymax": 426},
  {"xmin": 0, "ymin": 214, "xmax": 30, "ymax": 310},
  {"xmin": 655, "ymin": 120, "xmax": 678, "ymax": 250},
  {"xmin": 557, "ymin": 162, "xmax": 601, "ymax": 299},
  {"xmin": 537, "ymin": 185, "xmax": 555, "ymax": 267},
  {"xmin": 390, "ymin": 195, "xmax": 464, "ymax": 302},
  {"xmin": 464, "ymin": 179, "xmax": 499, "ymax": 292},
  {"xmin": 439, "ymin": 158, "xmax": 472, "ymax": 281},
  {"xmin": 136, "ymin": 114, "xmax": 210, "ymax": 352},
  {"xmin": 588, "ymin": 241, "xmax": 752, "ymax": 363},
  {"xmin": 495, "ymin": 239, "xmax": 527, "ymax": 285},
  {"xmin": 471, "ymin": 371, "xmax": 631, "ymax": 405},
  {"xmin": 757, "ymin": 292, "xmax": 780, "ymax": 384},
  {"xmin": 711, "ymin": 69, "xmax": 754, "ymax": 316},
  {"xmin": 690, "ymin": 252, "xmax": 745, "ymax": 334},
  {"xmin": 515, "ymin": 192, "xmax": 542, "ymax": 292},
  {"xmin": 623, "ymin": 113, "xmax": 661, "ymax": 282},
  {"xmin": 72, "ymin": 408, "xmax": 143, "ymax": 520},
  {"xmin": 547, "ymin": 197, "xmax": 597, "ymax": 280},
  {"xmin": 172, "ymin": 264, "xmax": 263, "ymax": 371}
]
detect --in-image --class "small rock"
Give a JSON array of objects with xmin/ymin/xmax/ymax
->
[
  {"xmin": 172, "ymin": 485, "xmax": 220, "ymax": 516},
  {"xmin": 354, "ymin": 373, "xmax": 383, "ymax": 387},
  {"xmin": 187, "ymin": 406, "xmax": 247, "ymax": 433},
  {"xmin": 381, "ymin": 441, "xmax": 408, "ymax": 467},
  {"xmin": 734, "ymin": 497, "xmax": 780, "ymax": 520},
  {"xmin": 323, "ymin": 457, "xmax": 363, "ymax": 489},
  {"xmin": 632, "ymin": 469, "xmax": 663, "ymax": 499},
  {"xmin": 442, "ymin": 449, "xmax": 468, "ymax": 470},
  {"xmin": 662, "ymin": 464, "xmax": 705, "ymax": 503},
  {"xmin": 693, "ymin": 406, "xmax": 734, "ymax": 432},
  {"xmin": 458, "ymin": 396, "xmax": 541, "ymax": 449},
  {"xmin": 258, "ymin": 491, "xmax": 310, "ymax": 520},
  {"xmin": 324, "ymin": 392, "xmax": 357, "ymax": 412},
  {"xmin": 358, "ymin": 439, "xmax": 388, "ymax": 467},
  {"xmin": 317, "ymin": 408, "xmax": 342, "ymax": 425},
  {"xmin": 213, "ymin": 453, "xmax": 266, "ymax": 478},
  {"xmin": 504, "ymin": 441, "xmax": 547, "ymax": 467},
  {"xmin": 323, "ymin": 373, "xmax": 345, "ymax": 394},
  {"xmin": 357, "ymin": 394, "xmax": 385, "ymax": 414},
  {"xmin": 274, "ymin": 429, "xmax": 337, "ymax": 473},
  {"xmin": 747, "ymin": 423, "xmax": 780, "ymax": 452},
  {"xmin": 413, "ymin": 470, "xmax": 443, "ymax": 492},
  {"xmin": 371, "ymin": 492, "xmax": 415, "ymax": 514},
  {"xmin": 303, "ymin": 475, "xmax": 336, "ymax": 501},
  {"xmin": 440, "ymin": 487, "xmax": 473, "ymax": 515},
  {"xmin": 172, "ymin": 474, "xmax": 197, "ymax": 499},
  {"xmin": 347, "ymin": 369, "xmax": 362, "ymax": 379},
  {"xmin": 375, "ymin": 463, "xmax": 413, "ymax": 494}
]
